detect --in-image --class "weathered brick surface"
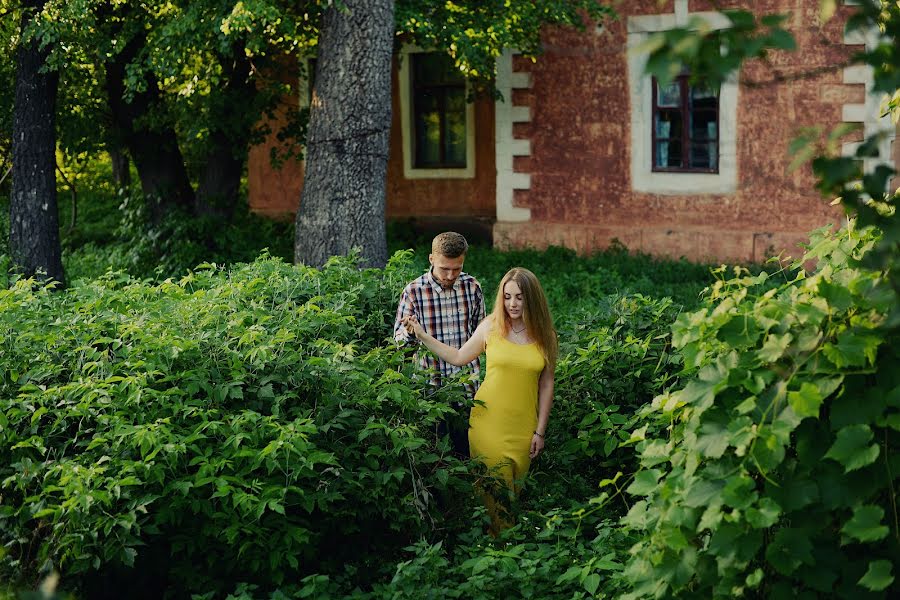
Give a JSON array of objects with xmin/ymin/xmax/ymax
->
[{"xmin": 492, "ymin": 0, "xmax": 875, "ymax": 262}]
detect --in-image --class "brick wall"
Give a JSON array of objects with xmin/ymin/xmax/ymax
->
[{"xmin": 494, "ymin": 0, "xmax": 882, "ymax": 263}]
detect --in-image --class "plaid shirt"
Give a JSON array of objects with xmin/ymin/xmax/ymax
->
[{"xmin": 394, "ymin": 269, "xmax": 486, "ymax": 397}]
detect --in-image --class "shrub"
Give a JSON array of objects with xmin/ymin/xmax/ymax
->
[
  {"xmin": 538, "ymin": 294, "xmax": 685, "ymax": 502},
  {"xmin": 0, "ymin": 253, "xmax": 480, "ymax": 597},
  {"xmin": 622, "ymin": 223, "xmax": 900, "ymax": 598}
]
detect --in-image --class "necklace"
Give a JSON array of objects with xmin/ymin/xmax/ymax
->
[{"xmin": 511, "ymin": 325, "xmax": 526, "ymax": 335}]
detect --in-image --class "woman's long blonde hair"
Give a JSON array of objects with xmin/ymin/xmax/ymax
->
[{"xmin": 489, "ymin": 267, "xmax": 558, "ymax": 369}]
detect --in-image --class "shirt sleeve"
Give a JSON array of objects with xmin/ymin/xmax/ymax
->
[
  {"xmin": 471, "ymin": 282, "xmax": 486, "ymax": 336},
  {"xmin": 394, "ymin": 286, "xmax": 416, "ymax": 345}
]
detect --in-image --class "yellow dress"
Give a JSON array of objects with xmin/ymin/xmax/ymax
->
[{"xmin": 469, "ymin": 332, "xmax": 545, "ymax": 493}]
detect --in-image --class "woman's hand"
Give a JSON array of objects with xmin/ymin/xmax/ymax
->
[
  {"xmin": 529, "ymin": 433, "xmax": 545, "ymax": 459},
  {"xmin": 402, "ymin": 315, "xmax": 425, "ymax": 340}
]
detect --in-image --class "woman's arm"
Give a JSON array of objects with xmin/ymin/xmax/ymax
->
[
  {"xmin": 530, "ymin": 364, "xmax": 555, "ymax": 458},
  {"xmin": 405, "ymin": 315, "xmax": 489, "ymax": 366}
]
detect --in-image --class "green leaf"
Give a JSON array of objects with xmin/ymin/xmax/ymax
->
[
  {"xmin": 788, "ymin": 382, "xmax": 824, "ymax": 419},
  {"xmin": 822, "ymin": 331, "xmax": 881, "ymax": 368},
  {"xmin": 841, "ymin": 505, "xmax": 889, "ymax": 542},
  {"xmin": 556, "ymin": 566, "xmax": 583, "ymax": 585},
  {"xmin": 759, "ymin": 333, "xmax": 792, "ymax": 363},
  {"xmin": 746, "ymin": 497, "xmax": 781, "ymax": 529},
  {"xmin": 766, "ymin": 528, "xmax": 814, "ymax": 575},
  {"xmin": 696, "ymin": 420, "xmax": 729, "ymax": 458},
  {"xmin": 767, "ymin": 28, "xmax": 796, "ymax": 51},
  {"xmin": 718, "ymin": 316, "xmax": 762, "ymax": 347},
  {"xmin": 627, "ymin": 470, "xmax": 662, "ymax": 496},
  {"xmin": 746, "ymin": 567, "xmax": 764, "ymax": 588},
  {"xmin": 583, "ymin": 573, "xmax": 601, "ymax": 595},
  {"xmin": 677, "ymin": 378, "xmax": 721, "ymax": 412},
  {"xmin": 824, "ymin": 425, "xmax": 880, "ymax": 472},
  {"xmin": 685, "ymin": 480, "xmax": 724, "ymax": 508},
  {"xmin": 858, "ymin": 560, "xmax": 894, "ymax": 592},
  {"xmin": 722, "ymin": 474, "xmax": 756, "ymax": 510}
]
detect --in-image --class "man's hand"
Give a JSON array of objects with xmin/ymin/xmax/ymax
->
[{"xmin": 402, "ymin": 315, "xmax": 425, "ymax": 339}]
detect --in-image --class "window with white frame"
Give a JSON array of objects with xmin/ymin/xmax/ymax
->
[
  {"xmin": 626, "ymin": 5, "xmax": 737, "ymax": 195},
  {"xmin": 399, "ymin": 48, "xmax": 476, "ymax": 179}
]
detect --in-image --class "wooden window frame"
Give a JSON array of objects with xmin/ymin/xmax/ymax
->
[{"xmin": 651, "ymin": 75, "xmax": 720, "ymax": 174}]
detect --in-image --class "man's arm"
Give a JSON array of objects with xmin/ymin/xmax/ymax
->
[{"xmin": 394, "ymin": 286, "xmax": 417, "ymax": 345}]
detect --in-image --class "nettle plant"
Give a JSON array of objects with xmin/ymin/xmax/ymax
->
[{"xmin": 622, "ymin": 223, "xmax": 900, "ymax": 598}]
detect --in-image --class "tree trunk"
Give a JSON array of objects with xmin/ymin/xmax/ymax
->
[
  {"xmin": 104, "ymin": 27, "xmax": 194, "ymax": 222},
  {"xmin": 294, "ymin": 0, "xmax": 394, "ymax": 268},
  {"xmin": 195, "ymin": 48, "xmax": 256, "ymax": 219},
  {"xmin": 9, "ymin": 0, "xmax": 65, "ymax": 285},
  {"xmin": 109, "ymin": 148, "xmax": 131, "ymax": 190}
]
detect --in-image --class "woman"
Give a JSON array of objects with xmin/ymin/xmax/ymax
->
[{"xmin": 404, "ymin": 267, "xmax": 557, "ymax": 533}]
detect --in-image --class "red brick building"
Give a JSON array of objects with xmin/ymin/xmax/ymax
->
[{"xmin": 248, "ymin": 0, "xmax": 899, "ymax": 263}]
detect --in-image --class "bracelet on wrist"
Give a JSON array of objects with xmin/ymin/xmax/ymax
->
[{"xmin": 533, "ymin": 431, "xmax": 544, "ymax": 438}]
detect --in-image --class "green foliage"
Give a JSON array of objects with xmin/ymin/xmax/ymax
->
[
  {"xmin": 640, "ymin": 9, "xmax": 795, "ymax": 88},
  {"xmin": 62, "ymin": 190, "xmax": 294, "ymax": 283},
  {"xmin": 397, "ymin": 0, "xmax": 614, "ymax": 83},
  {"xmin": 548, "ymin": 294, "xmax": 684, "ymax": 494},
  {"xmin": 0, "ymin": 231, "xmax": 703, "ymax": 597},
  {"xmin": 622, "ymin": 223, "xmax": 900, "ymax": 598},
  {"xmin": 0, "ymin": 4, "xmax": 16, "ymax": 189},
  {"xmin": 0, "ymin": 252, "xmax": 484, "ymax": 596}
]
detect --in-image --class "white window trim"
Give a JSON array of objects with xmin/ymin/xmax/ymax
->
[
  {"xmin": 398, "ymin": 45, "xmax": 476, "ymax": 179},
  {"xmin": 840, "ymin": 27, "xmax": 896, "ymax": 191},
  {"xmin": 626, "ymin": 1, "xmax": 738, "ymax": 195},
  {"xmin": 494, "ymin": 48, "xmax": 532, "ymax": 222}
]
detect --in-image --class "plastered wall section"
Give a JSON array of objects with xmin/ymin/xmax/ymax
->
[
  {"xmin": 494, "ymin": 0, "xmax": 881, "ymax": 264},
  {"xmin": 247, "ymin": 56, "xmax": 496, "ymax": 221}
]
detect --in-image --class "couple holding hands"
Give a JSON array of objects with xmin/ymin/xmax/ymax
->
[{"xmin": 393, "ymin": 232, "xmax": 557, "ymax": 534}]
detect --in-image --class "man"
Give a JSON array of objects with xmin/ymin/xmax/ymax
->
[{"xmin": 394, "ymin": 232, "xmax": 486, "ymax": 457}]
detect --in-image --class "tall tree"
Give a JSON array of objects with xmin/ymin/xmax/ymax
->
[
  {"xmin": 103, "ymin": 19, "xmax": 195, "ymax": 221},
  {"xmin": 9, "ymin": 0, "xmax": 64, "ymax": 284},
  {"xmin": 294, "ymin": 0, "xmax": 395, "ymax": 268}
]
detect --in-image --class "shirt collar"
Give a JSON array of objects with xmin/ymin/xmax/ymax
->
[{"xmin": 428, "ymin": 268, "xmax": 462, "ymax": 293}]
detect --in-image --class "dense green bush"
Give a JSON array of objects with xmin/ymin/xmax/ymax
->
[
  {"xmin": 622, "ymin": 223, "xmax": 900, "ymax": 598},
  {"xmin": 0, "ymin": 252, "xmax": 485, "ymax": 597},
  {"xmin": 63, "ymin": 193, "xmax": 294, "ymax": 283},
  {"xmin": 0, "ymin": 242, "xmax": 695, "ymax": 598},
  {"xmin": 539, "ymin": 294, "xmax": 685, "ymax": 502}
]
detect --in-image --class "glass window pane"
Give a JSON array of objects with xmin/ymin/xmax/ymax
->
[
  {"xmin": 657, "ymin": 81, "xmax": 681, "ymax": 107},
  {"xmin": 691, "ymin": 111, "xmax": 717, "ymax": 140},
  {"xmin": 444, "ymin": 90, "xmax": 467, "ymax": 165},
  {"xmin": 415, "ymin": 91, "xmax": 441, "ymax": 166},
  {"xmin": 690, "ymin": 141, "xmax": 717, "ymax": 170},
  {"xmin": 691, "ymin": 84, "xmax": 717, "ymax": 99},
  {"xmin": 656, "ymin": 110, "xmax": 682, "ymax": 138},
  {"xmin": 656, "ymin": 139, "xmax": 682, "ymax": 168}
]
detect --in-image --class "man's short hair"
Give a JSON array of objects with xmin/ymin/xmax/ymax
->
[{"xmin": 432, "ymin": 232, "xmax": 469, "ymax": 258}]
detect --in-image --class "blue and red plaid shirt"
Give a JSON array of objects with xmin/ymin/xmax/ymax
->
[{"xmin": 394, "ymin": 269, "xmax": 486, "ymax": 397}]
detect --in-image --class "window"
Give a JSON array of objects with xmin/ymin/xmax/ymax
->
[
  {"xmin": 627, "ymin": 6, "xmax": 737, "ymax": 194},
  {"xmin": 652, "ymin": 75, "xmax": 719, "ymax": 172},
  {"xmin": 410, "ymin": 53, "xmax": 467, "ymax": 169}
]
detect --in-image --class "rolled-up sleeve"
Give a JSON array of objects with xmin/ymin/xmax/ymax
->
[{"xmin": 394, "ymin": 286, "xmax": 416, "ymax": 344}]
